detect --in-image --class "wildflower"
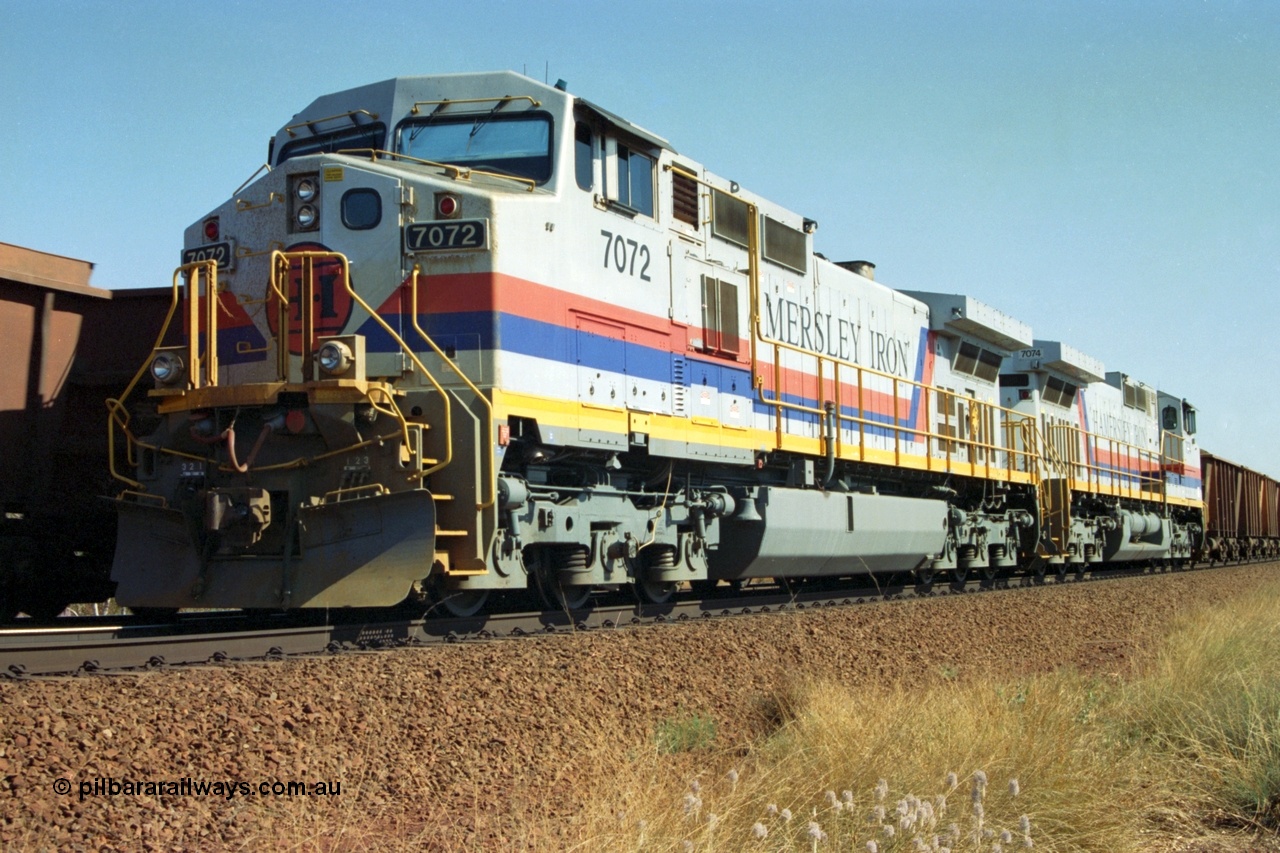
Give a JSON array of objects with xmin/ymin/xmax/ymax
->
[
  {"xmin": 690, "ymin": 779, "xmax": 701, "ymax": 794},
  {"xmin": 727, "ymin": 768, "xmax": 739, "ymax": 786},
  {"xmin": 866, "ymin": 842, "xmax": 879, "ymax": 853},
  {"xmin": 682, "ymin": 793, "xmax": 702, "ymax": 817},
  {"xmin": 973, "ymin": 802, "xmax": 985, "ymax": 821},
  {"xmin": 972, "ymin": 771, "xmax": 988, "ymax": 805},
  {"xmin": 945, "ymin": 771, "xmax": 958, "ymax": 789},
  {"xmin": 1018, "ymin": 815, "xmax": 1031, "ymax": 834},
  {"xmin": 766, "ymin": 803, "xmax": 779, "ymax": 817},
  {"xmin": 705, "ymin": 813, "xmax": 719, "ymax": 832},
  {"xmin": 1001, "ymin": 830, "xmax": 1013, "ymax": 844},
  {"xmin": 752, "ymin": 822, "xmax": 768, "ymax": 840},
  {"xmin": 992, "ymin": 845, "xmax": 1003, "ymax": 853},
  {"xmin": 1008, "ymin": 778, "xmax": 1020, "ymax": 798},
  {"xmin": 781, "ymin": 808, "xmax": 793, "ymax": 823},
  {"xmin": 1022, "ymin": 836, "xmax": 1034, "ymax": 849},
  {"xmin": 872, "ymin": 805, "xmax": 886, "ymax": 823},
  {"xmin": 842, "ymin": 790, "xmax": 855, "ymax": 806},
  {"xmin": 883, "ymin": 824, "xmax": 896, "ymax": 839},
  {"xmin": 807, "ymin": 821, "xmax": 825, "ymax": 840},
  {"xmin": 682, "ymin": 841, "xmax": 693, "ymax": 853},
  {"xmin": 826, "ymin": 790, "xmax": 839, "ymax": 808},
  {"xmin": 875, "ymin": 779, "xmax": 889, "ymax": 802}
]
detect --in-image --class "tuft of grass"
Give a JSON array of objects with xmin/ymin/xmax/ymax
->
[
  {"xmin": 1119, "ymin": 580, "xmax": 1280, "ymax": 831},
  {"xmin": 656, "ymin": 713, "xmax": 719, "ymax": 754}
]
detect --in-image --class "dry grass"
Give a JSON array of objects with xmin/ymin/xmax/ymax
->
[{"xmin": 573, "ymin": 576, "xmax": 1280, "ymax": 852}]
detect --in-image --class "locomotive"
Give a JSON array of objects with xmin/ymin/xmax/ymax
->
[{"xmin": 106, "ymin": 71, "xmax": 1215, "ymax": 617}]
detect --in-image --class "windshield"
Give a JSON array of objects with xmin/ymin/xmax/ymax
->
[
  {"xmin": 397, "ymin": 113, "xmax": 552, "ymax": 183},
  {"xmin": 276, "ymin": 124, "xmax": 386, "ymax": 165}
]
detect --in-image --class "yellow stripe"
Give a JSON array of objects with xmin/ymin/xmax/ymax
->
[{"xmin": 492, "ymin": 389, "xmax": 1038, "ymax": 485}]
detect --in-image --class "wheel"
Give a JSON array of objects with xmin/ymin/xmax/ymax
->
[
  {"xmin": 546, "ymin": 578, "xmax": 592, "ymax": 611},
  {"xmin": 438, "ymin": 588, "xmax": 490, "ymax": 618},
  {"xmin": 950, "ymin": 566, "xmax": 969, "ymax": 584},
  {"xmin": 635, "ymin": 576, "xmax": 676, "ymax": 605},
  {"xmin": 529, "ymin": 547, "xmax": 592, "ymax": 611},
  {"xmin": 913, "ymin": 568, "xmax": 936, "ymax": 589}
]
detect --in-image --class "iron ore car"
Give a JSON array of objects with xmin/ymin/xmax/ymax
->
[
  {"xmin": 1201, "ymin": 451, "xmax": 1280, "ymax": 562},
  {"xmin": 0, "ymin": 243, "xmax": 169, "ymax": 619}
]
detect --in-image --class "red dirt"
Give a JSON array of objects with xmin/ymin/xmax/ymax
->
[{"xmin": 1, "ymin": 564, "xmax": 1276, "ymax": 851}]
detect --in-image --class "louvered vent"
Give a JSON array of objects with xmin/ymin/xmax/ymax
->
[{"xmin": 672, "ymin": 169, "xmax": 698, "ymax": 227}]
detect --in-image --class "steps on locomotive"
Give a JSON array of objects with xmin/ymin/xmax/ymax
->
[{"xmin": 416, "ymin": 385, "xmax": 494, "ymax": 574}]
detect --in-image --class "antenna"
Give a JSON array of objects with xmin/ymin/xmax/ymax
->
[{"xmin": 545, "ymin": 61, "xmax": 549, "ymax": 84}]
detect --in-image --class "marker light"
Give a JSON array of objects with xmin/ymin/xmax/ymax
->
[
  {"xmin": 437, "ymin": 193, "xmax": 460, "ymax": 218},
  {"xmin": 203, "ymin": 218, "xmax": 220, "ymax": 241}
]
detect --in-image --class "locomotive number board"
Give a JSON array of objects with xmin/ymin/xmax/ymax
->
[
  {"xmin": 404, "ymin": 219, "xmax": 489, "ymax": 253},
  {"xmin": 181, "ymin": 242, "xmax": 235, "ymax": 271}
]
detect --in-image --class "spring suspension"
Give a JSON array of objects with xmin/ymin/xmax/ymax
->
[
  {"xmin": 556, "ymin": 545, "xmax": 589, "ymax": 571},
  {"xmin": 645, "ymin": 545, "xmax": 677, "ymax": 570}
]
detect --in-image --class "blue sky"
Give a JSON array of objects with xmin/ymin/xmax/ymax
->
[{"xmin": 3, "ymin": 0, "xmax": 1278, "ymax": 475}]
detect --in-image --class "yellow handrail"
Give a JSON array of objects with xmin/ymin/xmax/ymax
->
[
  {"xmin": 408, "ymin": 264, "xmax": 496, "ymax": 511},
  {"xmin": 106, "ymin": 260, "xmax": 212, "ymax": 489}
]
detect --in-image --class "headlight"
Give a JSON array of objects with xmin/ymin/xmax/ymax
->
[
  {"xmin": 296, "ymin": 204, "xmax": 318, "ymax": 229},
  {"xmin": 317, "ymin": 340, "xmax": 353, "ymax": 376},
  {"xmin": 295, "ymin": 177, "xmax": 318, "ymax": 201},
  {"xmin": 150, "ymin": 351, "xmax": 185, "ymax": 386}
]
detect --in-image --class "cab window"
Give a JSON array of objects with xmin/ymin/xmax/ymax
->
[
  {"xmin": 398, "ymin": 113, "xmax": 553, "ymax": 183},
  {"xmin": 616, "ymin": 145, "xmax": 654, "ymax": 216}
]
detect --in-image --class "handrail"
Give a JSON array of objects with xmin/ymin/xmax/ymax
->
[
  {"xmin": 335, "ymin": 148, "xmax": 537, "ymax": 192},
  {"xmin": 409, "ymin": 95, "xmax": 540, "ymax": 114},
  {"xmin": 283, "ymin": 109, "xmax": 380, "ymax": 138},
  {"xmin": 268, "ymin": 251, "xmax": 419, "ymax": 452},
  {"xmin": 106, "ymin": 260, "xmax": 210, "ymax": 489},
  {"xmin": 1044, "ymin": 421, "xmax": 1168, "ymax": 503},
  {"xmin": 753, "ymin": 333, "xmax": 1039, "ymax": 483},
  {"xmin": 408, "ymin": 264, "xmax": 496, "ymax": 511}
]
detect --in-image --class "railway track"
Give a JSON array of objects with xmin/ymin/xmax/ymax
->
[{"xmin": 1, "ymin": 560, "xmax": 1227, "ymax": 678}]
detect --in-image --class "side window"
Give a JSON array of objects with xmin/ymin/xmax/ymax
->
[
  {"xmin": 616, "ymin": 145, "xmax": 655, "ymax": 217},
  {"xmin": 700, "ymin": 275, "xmax": 739, "ymax": 357},
  {"xmin": 574, "ymin": 122, "xmax": 593, "ymax": 191}
]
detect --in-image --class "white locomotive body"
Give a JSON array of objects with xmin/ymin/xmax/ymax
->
[{"xmin": 108, "ymin": 72, "xmax": 1204, "ymax": 613}]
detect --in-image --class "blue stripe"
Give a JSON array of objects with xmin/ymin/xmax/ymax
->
[{"xmin": 355, "ymin": 310, "xmax": 929, "ymax": 434}]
